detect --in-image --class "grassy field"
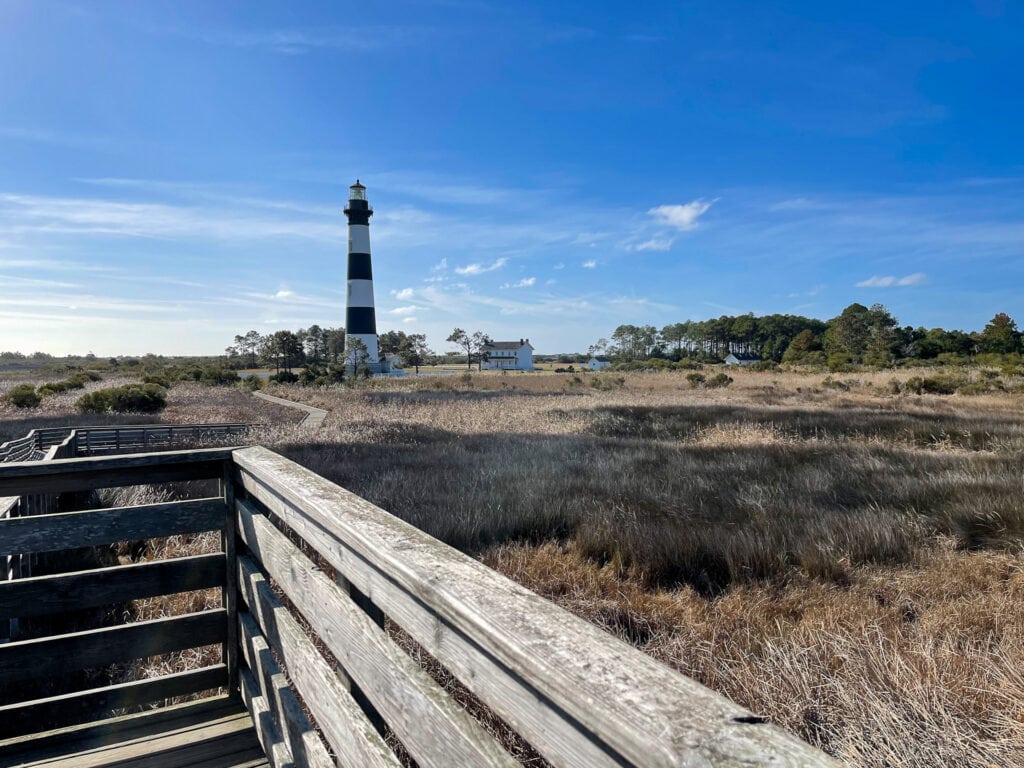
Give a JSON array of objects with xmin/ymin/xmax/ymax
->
[
  {"xmin": 3, "ymin": 367, "xmax": 1023, "ymax": 766},
  {"xmin": 254, "ymin": 368, "xmax": 1024, "ymax": 767}
]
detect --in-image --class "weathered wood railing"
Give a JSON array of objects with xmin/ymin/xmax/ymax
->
[
  {"xmin": 0, "ymin": 447, "xmax": 837, "ymax": 766},
  {"xmin": 0, "ymin": 422, "xmax": 250, "ymax": 458}
]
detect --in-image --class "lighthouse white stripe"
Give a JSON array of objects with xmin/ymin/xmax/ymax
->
[
  {"xmin": 347, "ymin": 279, "xmax": 375, "ymax": 306},
  {"xmin": 348, "ymin": 333, "xmax": 380, "ymax": 363},
  {"xmin": 348, "ymin": 225, "xmax": 371, "ymax": 254}
]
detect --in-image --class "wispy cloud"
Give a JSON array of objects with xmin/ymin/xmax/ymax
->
[
  {"xmin": 501, "ymin": 277, "xmax": 536, "ymax": 289},
  {"xmin": 631, "ymin": 237, "xmax": 674, "ymax": 252},
  {"xmin": 648, "ymin": 199, "xmax": 714, "ymax": 231},
  {"xmin": 0, "ymin": 192, "xmax": 343, "ymax": 243},
  {"xmin": 582, "ymin": 259, "xmax": 597, "ymax": 269},
  {"xmin": 454, "ymin": 257, "xmax": 508, "ymax": 275},
  {"xmin": 388, "ymin": 305, "xmax": 418, "ymax": 315},
  {"xmin": 856, "ymin": 272, "xmax": 928, "ymax": 288},
  {"xmin": 391, "ymin": 287, "xmax": 415, "ymax": 300},
  {"xmin": 186, "ymin": 26, "xmax": 427, "ymax": 56}
]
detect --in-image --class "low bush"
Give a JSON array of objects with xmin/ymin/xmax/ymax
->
[
  {"xmin": 199, "ymin": 367, "xmax": 240, "ymax": 386},
  {"xmin": 905, "ymin": 374, "xmax": 966, "ymax": 395},
  {"xmin": 685, "ymin": 372, "xmax": 706, "ymax": 388},
  {"xmin": 141, "ymin": 373, "xmax": 172, "ymax": 388},
  {"xmin": 269, "ymin": 371, "xmax": 299, "ymax": 384},
  {"xmin": 76, "ymin": 383, "xmax": 167, "ymax": 414},
  {"xmin": 3, "ymin": 384, "xmax": 42, "ymax": 408},
  {"xmin": 704, "ymin": 372, "xmax": 733, "ymax": 389}
]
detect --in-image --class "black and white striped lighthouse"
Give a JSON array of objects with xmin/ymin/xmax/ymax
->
[{"xmin": 343, "ymin": 180, "xmax": 379, "ymax": 370}]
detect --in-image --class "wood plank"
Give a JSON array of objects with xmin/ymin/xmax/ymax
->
[
  {"xmin": 0, "ymin": 695, "xmax": 242, "ymax": 757},
  {"xmin": 0, "ymin": 610, "xmax": 226, "ymax": 688},
  {"xmin": 235, "ymin": 446, "xmax": 838, "ymax": 768},
  {"xmin": 0, "ymin": 498, "xmax": 226, "ymax": 556},
  {"xmin": 222, "ymin": 464, "xmax": 239, "ymax": 697},
  {"xmin": 9, "ymin": 704, "xmax": 261, "ymax": 768},
  {"xmin": 0, "ymin": 554, "xmax": 225, "ymax": 620},
  {"xmin": 238, "ymin": 557, "xmax": 400, "ymax": 768},
  {"xmin": 238, "ymin": 612, "xmax": 335, "ymax": 768},
  {"xmin": 0, "ymin": 665, "xmax": 228, "ymax": 739},
  {"xmin": 0, "ymin": 448, "xmax": 235, "ymax": 496},
  {"xmin": 239, "ymin": 667, "xmax": 292, "ymax": 768},
  {"xmin": 237, "ymin": 504, "xmax": 517, "ymax": 768}
]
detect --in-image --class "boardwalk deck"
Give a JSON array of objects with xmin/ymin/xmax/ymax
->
[{"xmin": 0, "ymin": 696, "xmax": 267, "ymax": 768}]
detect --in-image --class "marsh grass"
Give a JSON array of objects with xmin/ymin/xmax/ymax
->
[{"xmin": 6, "ymin": 368, "xmax": 1024, "ymax": 765}]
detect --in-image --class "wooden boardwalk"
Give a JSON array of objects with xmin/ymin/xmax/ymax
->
[
  {"xmin": 0, "ymin": 436, "xmax": 838, "ymax": 767},
  {"xmin": 252, "ymin": 392, "xmax": 327, "ymax": 429},
  {"xmin": 0, "ymin": 696, "xmax": 267, "ymax": 767}
]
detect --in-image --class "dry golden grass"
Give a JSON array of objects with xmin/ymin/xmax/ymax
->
[
  {"xmin": 6, "ymin": 368, "xmax": 1024, "ymax": 765},
  {"xmin": 257, "ymin": 368, "xmax": 1024, "ymax": 766}
]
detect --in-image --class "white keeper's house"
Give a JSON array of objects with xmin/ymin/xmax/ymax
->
[{"xmin": 481, "ymin": 339, "xmax": 535, "ymax": 371}]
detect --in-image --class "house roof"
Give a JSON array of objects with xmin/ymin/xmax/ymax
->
[
  {"xmin": 590, "ymin": 355, "xmax": 611, "ymax": 362},
  {"xmin": 727, "ymin": 352, "xmax": 762, "ymax": 361},
  {"xmin": 483, "ymin": 340, "xmax": 533, "ymax": 350}
]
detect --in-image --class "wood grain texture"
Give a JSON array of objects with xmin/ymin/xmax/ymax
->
[
  {"xmin": 238, "ymin": 556, "xmax": 401, "ymax": 768},
  {"xmin": 237, "ymin": 503, "xmax": 517, "ymax": 768},
  {"xmin": 0, "ymin": 553, "xmax": 225, "ymax": 620},
  {"xmin": 0, "ymin": 665, "xmax": 228, "ymax": 739},
  {"xmin": 0, "ymin": 610, "xmax": 226, "ymax": 689},
  {"xmin": 234, "ymin": 446, "xmax": 838, "ymax": 768},
  {"xmin": 0, "ymin": 498, "xmax": 226, "ymax": 556},
  {"xmin": 0, "ymin": 448, "xmax": 234, "ymax": 496},
  {"xmin": 239, "ymin": 667, "xmax": 292, "ymax": 768},
  {"xmin": 238, "ymin": 612, "xmax": 333, "ymax": 768},
  {"xmin": 0, "ymin": 695, "xmax": 266, "ymax": 768}
]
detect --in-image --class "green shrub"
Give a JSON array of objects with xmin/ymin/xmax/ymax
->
[
  {"xmin": 705, "ymin": 372, "xmax": 733, "ymax": 388},
  {"xmin": 77, "ymin": 384, "xmax": 166, "ymax": 414},
  {"xmin": 685, "ymin": 372, "xmax": 706, "ymax": 388},
  {"xmin": 748, "ymin": 360, "xmax": 779, "ymax": 372},
  {"xmin": 905, "ymin": 375, "xmax": 965, "ymax": 395},
  {"xmin": 199, "ymin": 367, "xmax": 240, "ymax": 386},
  {"xmin": 827, "ymin": 353, "xmax": 856, "ymax": 372},
  {"xmin": 141, "ymin": 374, "xmax": 172, "ymax": 388},
  {"xmin": 3, "ymin": 384, "xmax": 42, "ymax": 408},
  {"xmin": 269, "ymin": 371, "xmax": 299, "ymax": 384}
]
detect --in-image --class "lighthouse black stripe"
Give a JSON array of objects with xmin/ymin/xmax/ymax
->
[
  {"xmin": 347, "ymin": 253, "xmax": 373, "ymax": 280},
  {"xmin": 345, "ymin": 210, "xmax": 372, "ymax": 225},
  {"xmin": 346, "ymin": 307, "xmax": 377, "ymax": 334}
]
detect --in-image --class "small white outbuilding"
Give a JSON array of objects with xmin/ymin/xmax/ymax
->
[{"xmin": 588, "ymin": 355, "xmax": 612, "ymax": 371}]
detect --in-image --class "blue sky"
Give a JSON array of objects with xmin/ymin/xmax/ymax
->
[{"xmin": 1, "ymin": 0, "xmax": 1022, "ymax": 356}]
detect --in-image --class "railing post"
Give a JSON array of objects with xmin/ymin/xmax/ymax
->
[{"xmin": 221, "ymin": 457, "xmax": 240, "ymax": 698}]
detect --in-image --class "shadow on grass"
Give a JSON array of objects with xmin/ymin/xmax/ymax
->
[{"xmin": 274, "ymin": 424, "xmax": 1024, "ymax": 596}]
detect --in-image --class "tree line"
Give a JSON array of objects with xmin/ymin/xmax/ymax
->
[
  {"xmin": 600, "ymin": 306, "xmax": 1022, "ymax": 367},
  {"xmin": 223, "ymin": 326, "xmax": 435, "ymax": 373}
]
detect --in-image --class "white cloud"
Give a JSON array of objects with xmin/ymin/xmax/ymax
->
[
  {"xmin": 648, "ymin": 200, "xmax": 714, "ymax": 230},
  {"xmin": 501, "ymin": 277, "xmax": 536, "ymax": 289},
  {"xmin": 431, "ymin": 258, "xmax": 448, "ymax": 272},
  {"xmin": 631, "ymin": 237, "xmax": 674, "ymax": 252},
  {"xmin": 273, "ymin": 289, "xmax": 295, "ymax": 299},
  {"xmin": 582, "ymin": 259, "xmax": 597, "ymax": 269},
  {"xmin": 454, "ymin": 257, "xmax": 508, "ymax": 275},
  {"xmin": 856, "ymin": 272, "xmax": 928, "ymax": 288},
  {"xmin": 402, "ymin": 316, "xmax": 418, "ymax": 324},
  {"xmin": 392, "ymin": 287, "xmax": 415, "ymax": 299},
  {"xmin": 389, "ymin": 305, "xmax": 418, "ymax": 315}
]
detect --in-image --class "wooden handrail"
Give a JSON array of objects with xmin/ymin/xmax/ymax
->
[{"xmin": 0, "ymin": 446, "xmax": 839, "ymax": 766}]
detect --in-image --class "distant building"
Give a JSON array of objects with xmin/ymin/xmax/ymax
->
[
  {"xmin": 724, "ymin": 352, "xmax": 762, "ymax": 366},
  {"xmin": 588, "ymin": 355, "xmax": 612, "ymax": 371},
  {"xmin": 481, "ymin": 339, "xmax": 534, "ymax": 370}
]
